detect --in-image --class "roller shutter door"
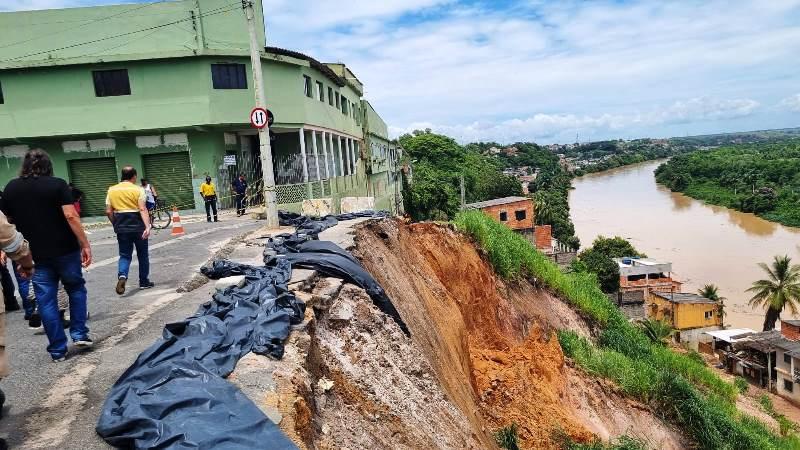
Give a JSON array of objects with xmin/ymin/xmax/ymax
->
[
  {"xmin": 68, "ymin": 158, "xmax": 118, "ymax": 217},
  {"xmin": 142, "ymin": 152, "xmax": 195, "ymax": 210}
]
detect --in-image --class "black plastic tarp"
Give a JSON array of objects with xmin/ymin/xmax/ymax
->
[{"xmin": 97, "ymin": 211, "xmax": 403, "ymax": 449}]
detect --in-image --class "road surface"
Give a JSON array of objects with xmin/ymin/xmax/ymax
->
[{"xmin": 0, "ymin": 212, "xmax": 263, "ymax": 449}]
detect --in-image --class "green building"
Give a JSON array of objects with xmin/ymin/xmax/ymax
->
[{"xmin": 0, "ymin": 0, "xmax": 402, "ymax": 217}]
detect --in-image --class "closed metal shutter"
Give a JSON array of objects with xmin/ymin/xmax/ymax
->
[
  {"xmin": 68, "ymin": 157, "xmax": 118, "ymax": 217},
  {"xmin": 142, "ymin": 152, "xmax": 195, "ymax": 210}
]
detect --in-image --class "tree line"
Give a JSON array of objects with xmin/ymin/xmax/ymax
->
[
  {"xmin": 399, "ymin": 131, "xmax": 580, "ymax": 250},
  {"xmin": 655, "ymin": 141, "xmax": 800, "ymax": 227}
]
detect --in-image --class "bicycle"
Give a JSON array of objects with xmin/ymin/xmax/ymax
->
[{"xmin": 149, "ymin": 198, "xmax": 172, "ymax": 230}]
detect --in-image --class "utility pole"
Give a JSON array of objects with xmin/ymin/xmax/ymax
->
[
  {"xmin": 460, "ymin": 175, "xmax": 465, "ymax": 209},
  {"xmin": 242, "ymin": 0, "xmax": 278, "ymax": 228}
]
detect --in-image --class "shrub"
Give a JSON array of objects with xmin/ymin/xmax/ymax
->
[
  {"xmin": 494, "ymin": 423, "xmax": 520, "ymax": 450},
  {"xmin": 734, "ymin": 377, "xmax": 749, "ymax": 394}
]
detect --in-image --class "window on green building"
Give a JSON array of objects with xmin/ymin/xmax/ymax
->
[
  {"xmin": 211, "ymin": 64, "xmax": 247, "ymax": 89},
  {"xmin": 316, "ymin": 81, "xmax": 324, "ymax": 102},
  {"xmin": 0, "ymin": 80, "xmax": 4, "ymax": 104},
  {"xmin": 342, "ymin": 96, "xmax": 348, "ymax": 115},
  {"xmin": 328, "ymin": 87, "xmax": 334, "ymax": 106},
  {"xmin": 335, "ymin": 92, "xmax": 340, "ymax": 108},
  {"xmin": 93, "ymin": 69, "xmax": 131, "ymax": 97},
  {"xmin": 303, "ymin": 75, "xmax": 312, "ymax": 97}
]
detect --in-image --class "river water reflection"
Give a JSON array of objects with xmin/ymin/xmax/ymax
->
[{"xmin": 569, "ymin": 160, "xmax": 800, "ymax": 330}]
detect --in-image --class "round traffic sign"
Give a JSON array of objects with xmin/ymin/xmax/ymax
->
[{"xmin": 250, "ymin": 107, "xmax": 268, "ymax": 129}]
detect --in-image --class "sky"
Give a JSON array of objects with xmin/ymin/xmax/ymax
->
[{"xmin": 4, "ymin": 0, "xmax": 800, "ymax": 144}]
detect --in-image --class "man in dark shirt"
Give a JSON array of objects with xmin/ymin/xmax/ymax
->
[
  {"xmin": 3, "ymin": 150, "xmax": 93, "ymax": 362},
  {"xmin": 232, "ymin": 174, "xmax": 248, "ymax": 216}
]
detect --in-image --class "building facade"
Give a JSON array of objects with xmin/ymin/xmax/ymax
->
[
  {"xmin": 648, "ymin": 291, "xmax": 723, "ymax": 348},
  {"xmin": 615, "ymin": 257, "xmax": 683, "ymax": 299},
  {"xmin": 0, "ymin": 0, "xmax": 401, "ymax": 216}
]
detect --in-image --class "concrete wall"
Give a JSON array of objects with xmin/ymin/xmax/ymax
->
[
  {"xmin": 648, "ymin": 295, "xmax": 722, "ymax": 330},
  {"xmin": 480, "ymin": 199, "xmax": 534, "ymax": 231}
]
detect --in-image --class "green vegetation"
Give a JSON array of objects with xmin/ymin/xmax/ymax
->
[
  {"xmin": 567, "ymin": 139, "xmax": 691, "ymax": 176},
  {"xmin": 573, "ymin": 236, "xmax": 643, "ymax": 293},
  {"xmin": 734, "ymin": 377, "xmax": 749, "ymax": 394},
  {"xmin": 453, "ymin": 210, "xmax": 799, "ymax": 449},
  {"xmin": 654, "ymin": 141, "xmax": 800, "ymax": 227},
  {"xmin": 471, "ymin": 141, "xmax": 581, "ymax": 249},
  {"xmin": 494, "ymin": 423, "xmax": 520, "ymax": 450},
  {"xmin": 555, "ymin": 431, "xmax": 645, "ymax": 450},
  {"xmin": 747, "ymin": 255, "xmax": 800, "ymax": 331},
  {"xmin": 699, "ymin": 284, "xmax": 727, "ymax": 322},
  {"xmin": 760, "ymin": 394, "xmax": 799, "ymax": 437},
  {"xmin": 399, "ymin": 131, "xmax": 522, "ymax": 221},
  {"xmin": 638, "ymin": 318, "xmax": 673, "ymax": 346}
]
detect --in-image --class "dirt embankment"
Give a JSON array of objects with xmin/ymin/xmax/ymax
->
[
  {"xmin": 352, "ymin": 219, "xmax": 688, "ymax": 449},
  {"xmin": 237, "ymin": 219, "xmax": 688, "ymax": 449}
]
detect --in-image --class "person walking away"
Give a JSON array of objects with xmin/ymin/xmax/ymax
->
[
  {"xmin": 0, "ymin": 191, "xmax": 36, "ymax": 326},
  {"xmin": 141, "ymin": 178, "xmax": 157, "ymax": 212},
  {"xmin": 0, "ymin": 209, "xmax": 34, "ymax": 448},
  {"xmin": 2, "ymin": 150, "xmax": 92, "ymax": 362},
  {"xmin": 68, "ymin": 183, "xmax": 83, "ymax": 216},
  {"xmin": 232, "ymin": 174, "xmax": 247, "ymax": 216},
  {"xmin": 199, "ymin": 176, "xmax": 218, "ymax": 222},
  {"xmin": 107, "ymin": 166, "xmax": 153, "ymax": 295}
]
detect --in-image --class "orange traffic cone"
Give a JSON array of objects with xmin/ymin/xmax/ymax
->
[{"xmin": 170, "ymin": 206, "xmax": 185, "ymax": 237}]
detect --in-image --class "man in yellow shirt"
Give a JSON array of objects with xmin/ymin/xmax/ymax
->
[
  {"xmin": 106, "ymin": 166, "xmax": 152, "ymax": 295},
  {"xmin": 199, "ymin": 176, "xmax": 218, "ymax": 223}
]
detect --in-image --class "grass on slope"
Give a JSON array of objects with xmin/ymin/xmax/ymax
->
[{"xmin": 453, "ymin": 210, "xmax": 800, "ymax": 450}]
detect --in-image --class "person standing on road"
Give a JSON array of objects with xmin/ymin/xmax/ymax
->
[
  {"xmin": 232, "ymin": 174, "xmax": 247, "ymax": 216},
  {"xmin": 0, "ymin": 208, "xmax": 34, "ymax": 449},
  {"xmin": 141, "ymin": 178, "xmax": 158, "ymax": 212},
  {"xmin": 199, "ymin": 176, "xmax": 218, "ymax": 223},
  {"xmin": 2, "ymin": 150, "xmax": 93, "ymax": 362},
  {"xmin": 107, "ymin": 166, "xmax": 153, "ymax": 296}
]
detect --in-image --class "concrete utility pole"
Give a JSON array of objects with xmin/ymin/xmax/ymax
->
[{"xmin": 242, "ymin": 0, "xmax": 278, "ymax": 228}]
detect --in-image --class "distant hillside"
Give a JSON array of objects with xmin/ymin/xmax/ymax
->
[{"xmin": 669, "ymin": 127, "xmax": 800, "ymax": 147}]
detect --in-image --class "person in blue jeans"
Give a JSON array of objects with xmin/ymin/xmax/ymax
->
[
  {"xmin": 106, "ymin": 165, "xmax": 153, "ymax": 295},
  {"xmin": 2, "ymin": 150, "xmax": 93, "ymax": 362}
]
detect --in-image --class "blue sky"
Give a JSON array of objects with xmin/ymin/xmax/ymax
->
[{"xmin": 4, "ymin": 0, "xmax": 800, "ymax": 144}]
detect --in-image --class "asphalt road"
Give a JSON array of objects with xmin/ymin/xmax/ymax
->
[{"xmin": 0, "ymin": 211, "xmax": 263, "ymax": 449}]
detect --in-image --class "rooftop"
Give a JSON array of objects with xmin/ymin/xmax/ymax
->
[
  {"xmin": 614, "ymin": 257, "xmax": 671, "ymax": 268},
  {"xmin": 704, "ymin": 328, "xmax": 756, "ymax": 343},
  {"xmin": 740, "ymin": 330, "xmax": 800, "ymax": 356},
  {"xmin": 464, "ymin": 196, "xmax": 531, "ymax": 210},
  {"xmin": 651, "ymin": 292, "xmax": 718, "ymax": 305}
]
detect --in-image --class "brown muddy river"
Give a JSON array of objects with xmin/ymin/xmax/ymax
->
[{"xmin": 570, "ymin": 160, "xmax": 800, "ymax": 331}]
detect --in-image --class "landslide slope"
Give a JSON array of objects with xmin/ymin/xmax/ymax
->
[{"xmin": 353, "ymin": 219, "xmax": 688, "ymax": 449}]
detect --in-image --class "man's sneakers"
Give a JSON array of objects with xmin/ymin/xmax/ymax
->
[
  {"xmin": 139, "ymin": 280, "xmax": 155, "ymax": 290},
  {"xmin": 27, "ymin": 312, "xmax": 42, "ymax": 330},
  {"xmin": 115, "ymin": 276, "xmax": 127, "ymax": 295},
  {"xmin": 74, "ymin": 337, "xmax": 93, "ymax": 348},
  {"xmin": 52, "ymin": 355, "xmax": 66, "ymax": 363}
]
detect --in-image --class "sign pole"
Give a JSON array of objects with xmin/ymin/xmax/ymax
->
[{"xmin": 242, "ymin": 0, "xmax": 278, "ymax": 228}]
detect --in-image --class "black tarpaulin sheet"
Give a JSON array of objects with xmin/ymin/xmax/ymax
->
[{"xmin": 97, "ymin": 211, "xmax": 401, "ymax": 449}]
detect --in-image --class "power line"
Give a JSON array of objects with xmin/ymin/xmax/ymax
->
[
  {"xmin": 2, "ymin": 3, "xmax": 240, "ymax": 63},
  {"xmin": 0, "ymin": 0, "xmax": 173, "ymax": 50}
]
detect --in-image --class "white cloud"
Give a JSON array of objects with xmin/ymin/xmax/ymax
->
[
  {"xmin": 389, "ymin": 96, "xmax": 762, "ymax": 143},
  {"xmin": 780, "ymin": 94, "xmax": 800, "ymax": 112}
]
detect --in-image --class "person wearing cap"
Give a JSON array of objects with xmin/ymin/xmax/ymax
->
[{"xmin": 199, "ymin": 176, "xmax": 218, "ymax": 223}]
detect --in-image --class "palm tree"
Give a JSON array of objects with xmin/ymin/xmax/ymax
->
[
  {"xmin": 747, "ymin": 255, "xmax": 800, "ymax": 331},
  {"xmin": 699, "ymin": 284, "xmax": 726, "ymax": 325},
  {"xmin": 639, "ymin": 318, "xmax": 673, "ymax": 346}
]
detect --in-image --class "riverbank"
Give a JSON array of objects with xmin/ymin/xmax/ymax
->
[
  {"xmin": 654, "ymin": 143, "xmax": 800, "ymax": 228},
  {"xmin": 569, "ymin": 160, "xmax": 800, "ymax": 331}
]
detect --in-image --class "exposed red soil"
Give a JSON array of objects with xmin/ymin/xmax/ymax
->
[{"xmin": 353, "ymin": 219, "xmax": 688, "ymax": 449}]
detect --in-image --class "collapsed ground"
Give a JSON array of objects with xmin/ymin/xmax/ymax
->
[{"xmin": 232, "ymin": 218, "xmax": 689, "ymax": 449}]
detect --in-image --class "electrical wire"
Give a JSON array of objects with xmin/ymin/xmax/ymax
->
[
  {"xmin": 0, "ymin": 0, "xmax": 174, "ymax": 50},
  {"xmin": 2, "ymin": 2, "xmax": 240, "ymax": 63}
]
